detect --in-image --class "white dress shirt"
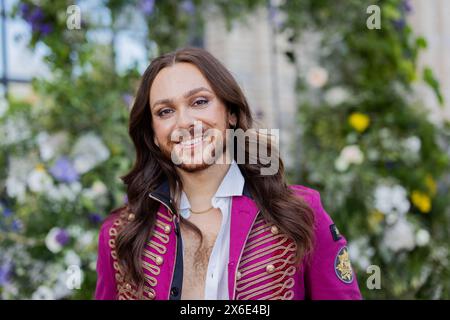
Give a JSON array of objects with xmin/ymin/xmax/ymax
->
[{"xmin": 178, "ymin": 160, "xmax": 245, "ymax": 300}]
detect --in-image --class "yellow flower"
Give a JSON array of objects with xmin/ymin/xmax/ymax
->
[
  {"xmin": 368, "ymin": 210, "xmax": 384, "ymax": 231},
  {"xmin": 35, "ymin": 163, "xmax": 46, "ymax": 172},
  {"xmin": 425, "ymin": 175, "xmax": 437, "ymax": 196},
  {"xmin": 411, "ymin": 190, "xmax": 431, "ymax": 213},
  {"xmin": 348, "ymin": 112, "xmax": 370, "ymax": 133}
]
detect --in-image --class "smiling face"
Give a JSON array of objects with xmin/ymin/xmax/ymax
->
[{"xmin": 149, "ymin": 62, "xmax": 237, "ymax": 172}]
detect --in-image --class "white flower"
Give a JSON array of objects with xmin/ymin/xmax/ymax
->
[
  {"xmin": 374, "ymin": 184, "xmax": 410, "ymax": 215},
  {"xmin": 82, "ymin": 180, "xmax": 107, "ymax": 200},
  {"xmin": 52, "ymin": 273, "xmax": 72, "ymax": 300},
  {"xmin": 416, "ymin": 229, "xmax": 430, "ymax": 247},
  {"xmin": 5, "ymin": 177, "xmax": 27, "ymax": 203},
  {"xmin": 92, "ymin": 180, "xmax": 107, "ymax": 195},
  {"xmin": 77, "ymin": 231, "xmax": 95, "ymax": 248},
  {"xmin": 324, "ymin": 87, "xmax": 350, "ymax": 106},
  {"xmin": 72, "ymin": 133, "xmax": 110, "ymax": 174},
  {"xmin": 307, "ymin": 66, "xmax": 328, "ymax": 88},
  {"xmin": 386, "ymin": 213, "xmax": 398, "ymax": 225},
  {"xmin": 341, "ymin": 145, "xmax": 364, "ymax": 164},
  {"xmin": 403, "ymin": 136, "xmax": 421, "ymax": 154},
  {"xmin": 382, "ymin": 216, "xmax": 416, "ymax": 252},
  {"xmin": 36, "ymin": 131, "xmax": 69, "ymax": 161},
  {"xmin": 45, "ymin": 227, "xmax": 65, "ymax": 253},
  {"xmin": 334, "ymin": 157, "xmax": 349, "ymax": 172},
  {"xmin": 27, "ymin": 166, "xmax": 54, "ymax": 193},
  {"xmin": 5, "ymin": 157, "xmax": 35, "ymax": 202},
  {"xmin": 47, "ymin": 182, "xmax": 81, "ymax": 202},
  {"xmin": 31, "ymin": 286, "xmax": 55, "ymax": 300},
  {"xmin": 348, "ymin": 237, "xmax": 374, "ymax": 270},
  {"xmin": 0, "ymin": 116, "xmax": 31, "ymax": 146},
  {"xmin": 335, "ymin": 145, "xmax": 364, "ymax": 172},
  {"xmin": 64, "ymin": 250, "xmax": 81, "ymax": 267},
  {"xmin": 67, "ymin": 225, "xmax": 83, "ymax": 238}
]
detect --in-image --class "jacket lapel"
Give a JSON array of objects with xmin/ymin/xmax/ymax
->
[{"xmin": 228, "ymin": 192, "xmax": 260, "ymax": 299}]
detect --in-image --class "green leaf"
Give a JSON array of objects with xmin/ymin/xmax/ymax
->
[{"xmin": 423, "ymin": 67, "xmax": 444, "ymax": 106}]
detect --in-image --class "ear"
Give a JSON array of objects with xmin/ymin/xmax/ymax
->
[{"xmin": 228, "ymin": 110, "xmax": 237, "ymax": 128}]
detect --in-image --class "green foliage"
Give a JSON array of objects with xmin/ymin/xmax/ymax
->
[
  {"xmin": 281, "ymin": 0, "xmax": 450, "ymax": 299},
  {"xmin": 1, "ymin": 0, "xmax": 265, "ymax": 300}
]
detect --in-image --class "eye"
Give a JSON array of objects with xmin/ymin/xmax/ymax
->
[
  {"xmin": 157, "ymin": 108, "xmax": 173, "ymax": 117},
  {"xmin": 192, "ymin": 98, "xmax": 209, "ymax": 107}
]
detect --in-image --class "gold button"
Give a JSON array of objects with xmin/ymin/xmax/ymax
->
[
  {"xmin": 148, "ymin": 291, "xmax": 155, "ymax": 299},
  {"xmin": 155, "ymin": 256, "xmax": 164, "ymax": 265},
  {"xmin": 125, "ymin": 283, "xmax": 132, "ymax": 290},
  {"xmin": 128, "ymin": 213, "xmax": 135, "ymax": 221},
  {"xmin": 270, "ymin": 225, "xmax": 279, "ymax": 235},
  {"xmin": 266, "ymin": 264, "xmax": 275, "ymax": 273},
  {"xmin": 164, "ymin": 225, "xmax": 171, "ymax": 234},
  {"xmin": 236, "ymin": 271, "xmax": 242, "ymax": 280}
]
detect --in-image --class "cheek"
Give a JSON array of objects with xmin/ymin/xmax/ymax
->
[
  {"xmin": 152, "ymin": 119, "xmax": 172, "ymax": 144},
  {"xmin": 203, "ymin": 103, "xmax": 229, "ymax": 129}
]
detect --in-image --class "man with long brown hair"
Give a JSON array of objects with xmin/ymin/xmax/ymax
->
[{"xmin": 95, "ymin": 47, "xmax": 362, "ymax": 300}]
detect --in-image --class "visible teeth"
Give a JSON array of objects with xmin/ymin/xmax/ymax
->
[{"xmin": 180, "ymin": 137, "xmax": 202, "ymax": 146}]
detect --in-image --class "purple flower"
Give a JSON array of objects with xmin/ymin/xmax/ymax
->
[
  {"xmin": 88, "ymin": 213, "xmax": 102, "ymax": 225},
  {"xmin": 28, "ymin": 7, "xmax": 44, "ymax": 24},
  {"xmin": 19, "ymin": 4, "xmax": 52, "ymax": 37},
  {"xmin": 1, "ymin": 205, "xmax": 13, "ymax": 217},
  {"xmin": 0, "ymin": 263, "xmax": 13, "ymax": 286},
  {"xmin": 180, "ymin": 0, "xmax": 195, "ymax": 14},
  {"xmin": 402, "ymin": 0, "xmax": 413, "ymax": 14},
  {"xmin": 50, "ymin": 157, "xmax": 79, "ymax": 183},
  {"xmin": 19, "ymin": 3, "xmax": 30, "ymax": 17},
  {"xmin": 11, "ymin": 219, "xmax": 23, "ymax": 232},
  {"xmin": 140, "ymin": 0, "xmax": 155, "ymax": 16},
  {"xmin": 55, "ymin": 229, "xmax": 70, "ymax": 246},
  {"xmin": 393, "ymin": 18, "xmax": 406, "ymax": 30},
  {"xmin": 122, "ymin": 94, "xmax": 133, "ymax": 107},
  {"xmin": 38, "ymin": 23, "xmax": 53, "ymax": 36}
]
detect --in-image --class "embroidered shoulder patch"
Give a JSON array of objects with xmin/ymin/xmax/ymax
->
[
  {"xmin": 330, "ymin": 224, "xmax": 342, "ymax": 241},
  {"xmin": 334, "ymin": 246, "xmax": 354, "ymax": 284}
]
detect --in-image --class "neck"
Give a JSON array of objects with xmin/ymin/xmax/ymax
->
[{"xmin": 176, "ymin": 155, "xmax": 232, "ymax": 211}]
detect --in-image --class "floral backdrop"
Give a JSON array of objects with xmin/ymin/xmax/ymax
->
[{"xmin": 1, "ymin": 0, "xmax": 449, "ymax": 299}]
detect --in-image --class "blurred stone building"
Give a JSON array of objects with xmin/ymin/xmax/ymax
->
[{"xmin": 204, "ymin": 1, "xmax": 450, "ymax": 168}]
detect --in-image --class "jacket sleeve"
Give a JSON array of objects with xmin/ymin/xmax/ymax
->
[
  {"xmin": 94, "ymin": 216, "xmax": 118, "ymax": 300},
  {"xmin": 295, "ymin": 186, "xmax": 362, "ymax": 300}
]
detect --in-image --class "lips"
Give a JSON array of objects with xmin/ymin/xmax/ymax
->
[{"xmin": 179, "ymin": 136, "xmax": 203, "ymax": 147}]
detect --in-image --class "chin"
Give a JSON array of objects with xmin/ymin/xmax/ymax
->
[{"xmin": 176, "ymin": 162, "xmax": 212, "ymax": 172}]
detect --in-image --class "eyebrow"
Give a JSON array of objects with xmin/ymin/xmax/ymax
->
[{"xmin": 151, "ymin": 86, "xmax": 213, "ymax": 110}]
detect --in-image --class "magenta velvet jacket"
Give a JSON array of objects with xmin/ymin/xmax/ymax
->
[{"xmin": 95, "ymin": 182, "xmax": 362, "ymax": 300}]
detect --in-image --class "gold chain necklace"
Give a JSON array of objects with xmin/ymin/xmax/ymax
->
[{"xmin": 189, "ymin": 206, "xmax": 214, "ymax": 214}]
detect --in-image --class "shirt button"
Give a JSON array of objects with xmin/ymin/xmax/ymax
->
[
  {"xmin": 266, "ymin": 264, "xmax": 276, "ymax": 273},
  {"xmin": 164, "ymin": 225, "xmax": 171, "ymax": 234},
  {"xmin": 155, "ymin": 256, "xmax": 164, "ymax": 265},
  {"xmin": 236, "ymin": 271, "xmax": 242, "ymax": 280},
  {"xmin": 170, "ymin": 287, "xmax": 179, "ymax": 297},
  {"xmin": 271, "ymin": 226, "xmax": 279, "ymax": 235}
]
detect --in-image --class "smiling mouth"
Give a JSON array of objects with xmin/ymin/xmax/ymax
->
[
  {"xmin": 180, "ymin": 137, "xmax": 203, "ymax": 146},
  {"xmin": 176, "ymin": 135, "xmax": 213, "ymax": 148}
]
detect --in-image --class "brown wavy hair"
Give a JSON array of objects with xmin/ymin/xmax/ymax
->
[{"xmin": 116, "ymin": 47, "xmax": 315, "ymax": 295}]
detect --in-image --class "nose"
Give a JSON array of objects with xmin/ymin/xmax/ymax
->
[
  {"xmin": 173, "ymin": 106, "xmax": 203, "ymax": 141},
  {"xmin": 176, "ymin": 105, "xmax": 196, "ymax": 130}
]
